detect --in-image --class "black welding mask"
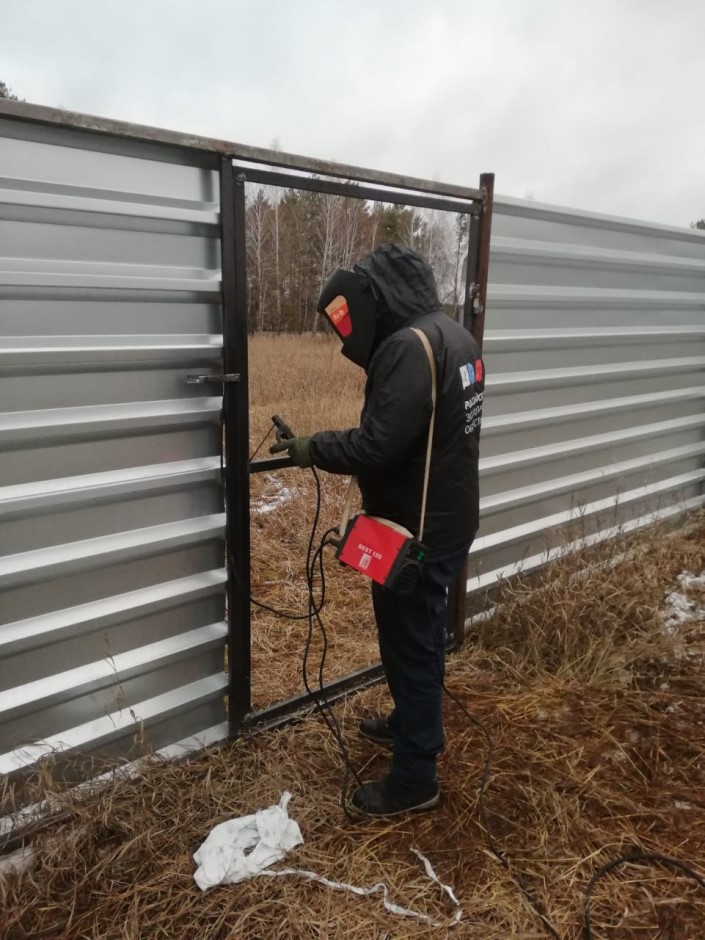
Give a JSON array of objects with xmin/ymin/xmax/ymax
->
[{"xmin": 317, "ymin": 267, "xmax": 380, "ymax": 370}]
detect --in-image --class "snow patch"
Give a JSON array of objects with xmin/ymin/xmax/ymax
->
[
  {"xmin": 251, "ymin": 475, "xmax": 295, "ymax": 516},
  {"xmin": 661, "ymin": 570, "xmax": 705, "ymax": 635}
]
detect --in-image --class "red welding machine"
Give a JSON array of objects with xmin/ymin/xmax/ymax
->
[{"xmin": 334, "ymin": 513, "xmax": 427, "ymax": 595}]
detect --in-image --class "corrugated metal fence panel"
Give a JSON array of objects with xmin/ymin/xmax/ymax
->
[
  {"xmin": 471, "ymin": 196, "xmax": 705, "ymax": 594},
  {"xmin": 0, "ymin": 118, "xmax": 228, "ymax": 787}
]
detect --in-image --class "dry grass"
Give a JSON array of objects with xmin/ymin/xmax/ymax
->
[
  {"xmin": 248, "ymin": 334, "xmax": 376, "ymax": 707},
  {"xmin": 248, "ymin": 334, "xmax": 364, "ymax": 435},
  {"xmin": 3, "ymin": 507, "xmax": 705, "ymax": 939}
]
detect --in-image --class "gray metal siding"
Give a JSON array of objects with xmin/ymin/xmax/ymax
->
[
  {"xmin": 472, "ymin": 196, "xmax": 705, "ymax": 597},
  {"xmin": 0, "ymin": 119, "xmax": 228, "ymax": 784}
]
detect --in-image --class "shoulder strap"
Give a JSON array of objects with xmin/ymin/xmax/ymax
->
[
  {"xmin": 338, "ymin": 328, "xmax": 437, "ymax": 541},
  {"xmin": 409, "ymin": 328, "xmax": 437, "ymax": 543}
]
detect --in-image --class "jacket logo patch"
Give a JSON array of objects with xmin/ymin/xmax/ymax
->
[
  {"xmin": 460, "ymin": 359, "xmax": 483, "ymax": 389},
  {"xmin": 460, "ymin": 363, "xmax": 475, "ymax": 388}
]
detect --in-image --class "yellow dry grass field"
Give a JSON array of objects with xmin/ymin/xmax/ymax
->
[{"xmin": 248, "ymin": 334, "xmax": 376, "ymax": 709}]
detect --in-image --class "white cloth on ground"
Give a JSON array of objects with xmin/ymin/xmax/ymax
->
[
  {"xmin": 193, "ymin": 791, "xmax": 303, "ymax": 891},
  {"xmin": 193, "ymin": 791, "xmax": 463, "ymax": 927}
]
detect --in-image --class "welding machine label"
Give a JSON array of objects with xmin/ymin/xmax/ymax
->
[{"xmin": 337, "ymin": 515, "xmax": 411, "ymax": 586}]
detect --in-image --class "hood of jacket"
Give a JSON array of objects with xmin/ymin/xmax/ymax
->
[{"xmin": 355, "ymin": 243, "xmax": 442, "ymax": 349}]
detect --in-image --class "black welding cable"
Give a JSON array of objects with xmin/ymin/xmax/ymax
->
[
  {"xmin": 225, "ymin": 556, "xmax": 324, "ymax": 624},
  {"xmin": 250, "ymin": 596, "xmax": 325, "ymax": 621},
  {"xmin": 314, "ymin": 534, "xmax": 350, "ymax": 693},
  {"xmin": 302, "ymin": 534, "xmax": 366, "ymax": 817},
  {"xmin": 287, "ymin": 469, "xmax": 364, "ymax": 801},
  {"xmin": 226, "ymin": 425, "xmax": 364, "ymax": 801},
  {"xmin": 248, "ymin": 467, "xmax": 326, "ymax": 621},
  {"xmin": 302, "ymin": 533, "xmax": 335, "ymax": 698},
  {"xmin": 315, "ymin": 535, "xmax": 369, "ymax": 815},
  {"xmin": 227, "ymin": 418, "xmax": 328, "ymax": 620}
]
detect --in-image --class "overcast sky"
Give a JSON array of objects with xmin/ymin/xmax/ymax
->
[{"xmin": 2, "ymin": 0, "xmax": 704, "ymax": 227}]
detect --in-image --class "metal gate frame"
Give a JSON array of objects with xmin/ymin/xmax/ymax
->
[{"xmin": 225, "ymin": 160, "xmax": 495, "ymax": 733}]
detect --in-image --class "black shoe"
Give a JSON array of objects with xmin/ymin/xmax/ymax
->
[
  {"xmin": 349, "ymin": 776, "xmax": 440, "ymax": 817},
  {"xmin": 358, "ymin": 716, "xmax": 394, "ymax": 749}
]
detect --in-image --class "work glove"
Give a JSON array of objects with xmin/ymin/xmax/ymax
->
[{"xmin": 270, "ymin": 436, "xmax": 314, "ymax": 468}]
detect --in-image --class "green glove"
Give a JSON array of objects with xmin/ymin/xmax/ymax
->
[{"xmin": 269, "ymin": 435, "xmax": 314, "ymax": 468}]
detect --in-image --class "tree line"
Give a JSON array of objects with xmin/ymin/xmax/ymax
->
[{"xmin": 244, "ymin": 182, "xmax": 470, "ymax": 334}]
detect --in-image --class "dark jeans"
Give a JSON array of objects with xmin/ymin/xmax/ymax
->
[{"xmin": 371, "ymin": 541, "xmax": 472, "ymax": 787}]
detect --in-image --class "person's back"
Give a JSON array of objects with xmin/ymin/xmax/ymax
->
[{"xmin": 351, "ymin": 308, "xmax": 483, "ymax": 550}]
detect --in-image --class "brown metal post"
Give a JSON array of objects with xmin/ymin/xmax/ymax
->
[
  {"xmin": 448, "ymin": 172, "xmax": 495, "ymax": 650},
  {"xmin": 471, "ymin": 172, "xmax": 495, "ymax": 351}
]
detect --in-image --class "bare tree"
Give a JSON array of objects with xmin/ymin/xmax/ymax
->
[
  {"xmin": 245, "ymin": 187, "xmax": 272, "ymax": 332},
  {"xmin": 339, "ymin": 194, "xmax": 365, "ymax": 269},
  {"xmin": 266, "ymin": 138, "xmax": 284, "ymax": 331},
  {"xmin": 451, "ymin": 214, "xmax": 470, "ymax": 317},
  {"xmin": 313, "ymin": 192, "xmax": 341, "ymax": 334}
]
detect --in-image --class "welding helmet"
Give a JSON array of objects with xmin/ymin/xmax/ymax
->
[{"xmin": 317, "ymin": 267, "xmax": 379, "ymax": 370}]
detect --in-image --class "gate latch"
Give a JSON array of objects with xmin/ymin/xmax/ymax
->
[{"xmin": 186, "ymin": 373, "xmax": 241, "ymax": 384}]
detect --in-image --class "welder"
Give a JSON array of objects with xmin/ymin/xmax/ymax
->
[{"xmin": 271, "ymin": 244, "xmax": 484, "ymax": 817}]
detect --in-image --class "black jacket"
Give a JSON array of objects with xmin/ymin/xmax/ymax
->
[{"xmin": 310, "ymin": 248, "xmax": 483, "ymax": 551}]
